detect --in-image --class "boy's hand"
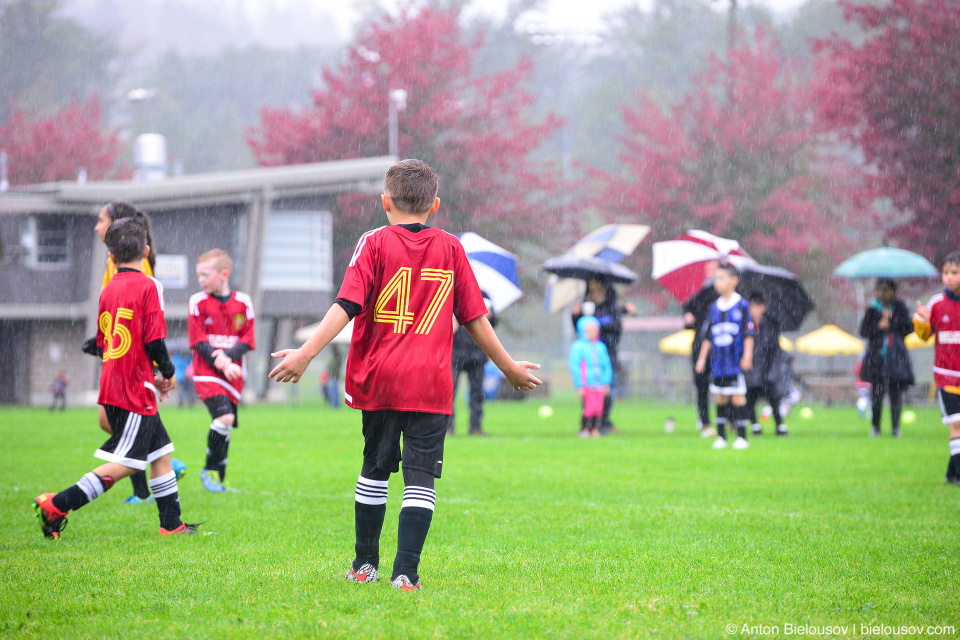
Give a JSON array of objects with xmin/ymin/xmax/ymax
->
[
  {"xmin": 213, "ymin": 349, "xmax": 233, "ymax": 372},
  {"xmin": 694, "ymin": 359, "xmax": 706, "ymax": 374},
  {"xmin": 503, "ymin": 361, "xmax": 542, "ymax": 392},
  {"xmin": 156, "ymin": 375, "xmax": 176, "ymax": 401},
  {"xmin": 221, "ymin": 362, "xmax": 242, "ymax": 382},
  {"xmin": 915, "ymin": 300, "xmax": 931, "ymax": 323},
  {"xmin": 602, "ymin": 385, "xmax": 611, "ymax": 395},
  {"xmin": 740, "ymin": 355, "xmax": 753, "ymax": 372},
  {"xmin": 269, "ymin": 348, "xmax": 312, "ymax": 383}
]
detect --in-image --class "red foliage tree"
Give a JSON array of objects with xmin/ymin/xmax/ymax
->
[
  {"xmin": 816, "ymin": 0, "xmax": 960, "ymax": 263},
  {"xmin": 596, "ymin": 31, "xmax": 871, "ymax": 310},
  {"xmin": 0, "ymin": 97, "xmax": 122, "ymax": 185},
  {"xmin": 248, "ymin": 4, "xmax": 562, "ymax": 256}
]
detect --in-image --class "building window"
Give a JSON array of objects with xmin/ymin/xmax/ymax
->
[
  {"xmin": 22, "ymin": 215, "xmax": 72, "ymax": 269},
  {"xmin": 261, "ymin": 211, "xmax": 332, "ymax": 291}
]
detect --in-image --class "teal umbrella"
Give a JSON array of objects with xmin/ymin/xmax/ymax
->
[{"xmin": 833, "ymin": 247, "xmax": 938, "ymax": 278}]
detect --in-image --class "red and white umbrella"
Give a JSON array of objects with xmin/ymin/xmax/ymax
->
[{"xmin": 652, "ymin": 230, "xmax": 757, "ymax": 303}]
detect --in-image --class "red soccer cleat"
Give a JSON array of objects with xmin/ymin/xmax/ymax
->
[{"xmin": 34, "ymin": 493, "xmax": 68, "ymax": 540}]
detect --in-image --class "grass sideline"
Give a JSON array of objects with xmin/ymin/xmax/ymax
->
[{"xmin": 1, "ymin": 397, "xmax": 957, "ymax": 640}]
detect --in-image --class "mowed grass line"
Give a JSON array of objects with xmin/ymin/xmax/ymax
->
[{"xmin": 1, "ymin": 397, "xmax": 956, "ymax": 639}]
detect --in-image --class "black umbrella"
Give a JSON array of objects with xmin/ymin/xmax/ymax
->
[
  {"xmin": 540, "ymin": 254, "xmax": 638, "ymax": 284},
  {"xmin": 683, "ymin": 264, "xmax": 815, "ymax": 332}
]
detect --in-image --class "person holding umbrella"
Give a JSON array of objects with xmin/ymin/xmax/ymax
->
[
  {"xmin": 859, "ymin": 278, "xmax": 914, "ymax": 438},
  {"xmin": 448, "ymin": 293, "xmax": 497, "ymax": 436},
  {"xmin": 571, "ymin": 276, "xmax": 636, "ymax": 434}
]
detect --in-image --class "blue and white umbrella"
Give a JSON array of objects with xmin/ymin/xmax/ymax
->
[{"xmin": 459, "ymin": 232, "xmax": 522, "ymax": 313}]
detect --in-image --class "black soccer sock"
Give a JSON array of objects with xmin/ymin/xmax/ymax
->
[
  {"xmin": 150, "ymin": 471, "xmax": 182, "ymax": 531},
  {"xmin": 393, "ymin": 492, "xmax": 435, "ymax": 583},
  {"xmin": 735, "ymin": 404, "xmax": 749, "ymax": 440},
  {"xmin": 206, "ymin": 420, "xmax": 231, "ymax": 478},
  {"xmin": 948, "ymin": 439, "xmax": 960, "ymax": 480},
  {"xmin": 354, "ymin": 475, "xmax": 389, "ymax": 569},
  {"xmin": 129, "ymin": 470, "xmax": 151, "ymax": 500},
  {"xmin": 52, "ymin": 472, "xmax": 114, "ymax": 512},
  {"xmin": 716, "ymin": 404, "xmax": 729, "ymax": 440}
]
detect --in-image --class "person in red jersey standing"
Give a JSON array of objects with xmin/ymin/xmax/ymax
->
[
  {"xmin": 270, "ymin": 159, "xmax": 541, "ymax": 591},
  {"xmin": 188, "ymin": 249, "xmax": 255, "ymax": 493}
]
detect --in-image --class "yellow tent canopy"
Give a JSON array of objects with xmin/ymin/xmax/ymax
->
[
  {"xmin": 795, "ymin": 325, "xmax": 864, "ymax": 356},
  {"xmin": 659, "ymin": 329, "xmax": 794, "ymax": 356},
  {"xmin": 904, "ymin": 332, "xmax": 935, "ymax": 350}
]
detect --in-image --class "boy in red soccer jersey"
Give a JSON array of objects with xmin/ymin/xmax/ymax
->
[
  {"xmin": 33, "ymin": 218, "xmax": 210, "ymax": 538},
  {"xmin": 270, "ymin": 159, "xmax": 541, "ymax": 591},
  {"xmin": 914, "ymin": 251, "xmax": 960, "ymax": 485},
  {"xmin": 188, "ymin": 249, "xmax": 255, "ymax": 492}
]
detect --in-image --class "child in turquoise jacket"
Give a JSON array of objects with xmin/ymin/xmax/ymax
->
[{"xmin": 569, "ymin": 316, "xmax": 613, "ymax": 437}]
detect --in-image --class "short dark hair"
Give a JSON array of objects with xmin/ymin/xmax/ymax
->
[
  {"xmin": 717, "ymin": 263, "xmax": 740, "ymax": 279},
  {"xmin": 384, "ymin": 159, "xmax": 438, "ymax": 214},
  {"xmin": 876, "ymin": 277, "xmax": 897, "ymax": 292},
  {"xmin": 943, "ymin": 251, "xmax": 960, "ymax": 268},
  {"xmin": 105, "ymin": 201, "xmax": 157, "ymax": 271},
  {"xmin": 748, "ymin": 291, "xmax": 766, "ymax": 305},
  {"xmin": 105, "ymin": 217, "xmax": 147, "ymax": 265}
]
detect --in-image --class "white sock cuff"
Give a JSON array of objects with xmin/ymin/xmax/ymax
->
[
  {"xmin": 950, "ymin": 438, "xmax": 960, "ymax": 456},
  {"xmin": 149, "ymin": 471, "xmax": 178, "ymax": 498},
  {"xmin": 355, "ymin": 475, "xmax": 389, "ymax": 505},
  {"xmin": 77, "ymin": 472, "xmax": 105, "ymax": 502},
  {"xmin": 211, "ymin": 420, "xmax": 232, "ymax": 437},
  {"xmin": 401, "ymin": 486, "xmax": 436, "ymax": 511}
]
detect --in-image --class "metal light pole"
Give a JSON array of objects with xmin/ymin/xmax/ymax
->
[{"xmin": 388, "ymin": 89, "xmax": 408, "ymax": 157}]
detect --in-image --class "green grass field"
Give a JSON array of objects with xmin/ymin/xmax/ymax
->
[{"xmin": 1, "ymin": 397, "xmax": 957, "ymax": 639}]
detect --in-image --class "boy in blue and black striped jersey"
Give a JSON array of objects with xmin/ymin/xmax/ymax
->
[{"xmin": 695, "ymin": 264, "xmax": 754, "ymax": 450}]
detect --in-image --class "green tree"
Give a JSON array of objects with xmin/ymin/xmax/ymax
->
[{"xmin": 0, "ymin": 0, "xmax": 117, "ymax": 121}]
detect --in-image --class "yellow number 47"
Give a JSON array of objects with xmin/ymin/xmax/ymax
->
[{"xmin": 374, "ymin": 268, "xmax": 454, "ymax": 335}]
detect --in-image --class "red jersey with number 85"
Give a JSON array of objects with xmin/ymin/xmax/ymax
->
[
  {"xmin": 97, "ymin": 271, "xmax": 167, "ymax": 415},
  {"xmin": 338, "ymin": 226, "xmax": 487, "ymax": 414}
]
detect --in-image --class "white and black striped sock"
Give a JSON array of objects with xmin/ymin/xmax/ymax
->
[
  {"xmin": 150, "ymin": 471, "xmax": 181, "ymax": 531},
  {"xmin": 354, "ymin": 475, "xmax": 389, "ymax": 568},
  {"xmin": 401, "ymin": 485, "xmax": 436, "ymax": 512},
  {"xmin": 355, "ymin": 476, "xmax": 389, "ymax": 505}
]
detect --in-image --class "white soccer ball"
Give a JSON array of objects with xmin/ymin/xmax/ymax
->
[{"xmin": 537, "ymin": 405, "xmax": 554, "ymax": 419}]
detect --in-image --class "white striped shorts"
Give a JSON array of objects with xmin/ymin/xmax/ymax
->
[{"xmin": 95, "ymin": 404, "xmax": 175, "ymax": 470}]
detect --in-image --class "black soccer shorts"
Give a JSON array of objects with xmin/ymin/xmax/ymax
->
[
  {"xmin": 204, "ymin": 395, "xmax": 238, "ymax": 427},
  {"xmin": 361, "ymin": 410, "xmax": 447, "ymax": 478},
  {"xmin": 710, "ymin": 373, "xmax": 747, "ymax": 396},
  {"xmin": 938, "ymin": 388, "xmax": 960, "ymax": 425},
  {"xmin": 95, "ymin": 404, "xmax": 175, "ymax": 470}
]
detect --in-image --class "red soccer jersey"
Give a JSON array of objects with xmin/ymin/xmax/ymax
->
[
  {"xmin": 926, "ymin": 291, "xmax": 960, "ymax": 387},
  {"xmin": 188, "ymin": 290, "xmax": 256, "ymax": 401},
  {"xmin": 338, "ymin": 225, "xmax": 488, "ymax": 414},
  {"xmin": 97, "ymin": 271, "xmax": 167, "ymax": 415}
]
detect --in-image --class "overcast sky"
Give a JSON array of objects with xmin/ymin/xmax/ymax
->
[{"xmin": 324, "ymin": 0, "xmax": 817, "ymax": 37}]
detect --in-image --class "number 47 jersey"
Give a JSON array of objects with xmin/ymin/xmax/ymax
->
[
  {"xmin": 338, "ymin": 226, "xmax": 488, "ymax": 414},
  {"xmin": 97, "ymin": 271, "xmax": 168, "ymax": 415}
]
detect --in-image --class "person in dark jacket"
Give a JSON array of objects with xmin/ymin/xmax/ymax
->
[
  {"xmin": 448, "ymin": 294, "xmax": 497, "ymax": 436},
  {"xmin": 684, "ymin": 303, "xmax": 714, "ymax": 437},
  {"xmin": 571, "ymin": 277, "xmax": 636, "ymax": 434},
  {"xmin": 745, "ymin": 292, "xmax": 789, "ymax": 436},
  {"xmin": 859, "ymin": 278, "xmax": 914, "ymax": 438}
]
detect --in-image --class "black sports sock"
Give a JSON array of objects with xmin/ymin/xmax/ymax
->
[
  {"xmin": 734, "ymin": 404, "xmax": 749, "ymax": 440},
  {"xmin": 218, "ymin": 438, "xmax": 230, "ymax": 482},
  {"xmin": 355, "ymin": 502, "xmax": 387, "ymax": 569},
  {"xmin": 948, "ymin": 439, "xmax": 960, "ymax": 480},
  {"xmin": 206, "ymin": 421, "xmax": 230, "ymax": 474},
  {"xmin": 393, "ymin": 506, "xmax": 433, "ymax": 583},
  {"xmin": 53, "ymin": 472, "xmax": 113, "ymax": 512},
  {"xmin": 130, "ymin": 470, "xmax": 150, "ymax": 500},
  {"xmin": 716, "ymin": 404, "xmax": 729, "ymax": 440},
  {"xmin": 150, "ymin": 471, "xmax": 182, "ymax": 531}
]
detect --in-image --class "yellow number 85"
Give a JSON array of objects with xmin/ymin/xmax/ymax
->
[{"xmin": 99, "ymin": 308, "xmax": 134, "ymax": 361}]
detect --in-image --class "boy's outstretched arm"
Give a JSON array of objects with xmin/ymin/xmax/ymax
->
[
  {"xmin": 269, "ymin": 304, "xmax": 350, "ymax": 383},
  {"xmin": 463, "ymin": 315, "xmax": 542, "ymax": 391}
]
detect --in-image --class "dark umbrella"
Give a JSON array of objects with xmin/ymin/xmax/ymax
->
[
  {"xmin": 683, "ymin": 264, "xmax": 815, "ymax": 332},
  {"xmin": 540, "ymin": 254, "xmax": 638, "ymax": 284}
]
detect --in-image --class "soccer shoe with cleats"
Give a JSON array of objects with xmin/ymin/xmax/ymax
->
[
  {"xmin": 391, "ymin": 575, "xmax": 421, "ymax": 591},
  {"xmin": 34, "ymin": 493, "xmax": 68, "ymax": 540},
  {"xmin": 752, "ymin": 424, "xmax": 763, "ymax": 437},
  {"xmin": 700, "ymin": 426, "xmax": 717, "ymax": 438},
  {"xmin": 345, "ymin": 563, "xmax": 379, "ymax": 583},
  {"xmin": 123, "ymin": 494, "xmax": 155, "ymax": 505},
  {"xmin": 732, "ymin": 436, "xmax": 751, "ymax": 450},
  {"xmin": 712, "ymin": 437, "xmax": 728, "ymax": 449},
  {"xmin": 776, "ymin": 425, "xmax": 789, "ymax": 437},
  {"xmin": 200, "ymin": 469, "xmax": 227, "ymax": 492},
  {"xmin": 160, "ymin": 522, "xmax": 214, "ymax": 536},
  {"xmin": 171, "ymin": 458, "xmax": 187, "ymax": 479}
]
